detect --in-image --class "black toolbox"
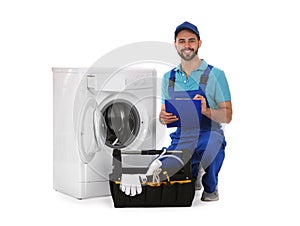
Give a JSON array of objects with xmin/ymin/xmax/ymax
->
[{"xmin": 109, "ymin": 149, "xmax": 195, "ymax": 207}]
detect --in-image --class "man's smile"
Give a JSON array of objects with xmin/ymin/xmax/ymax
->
[{"xmin": 182, "ymin": 48, "xmax": 194, "ymax": 54}]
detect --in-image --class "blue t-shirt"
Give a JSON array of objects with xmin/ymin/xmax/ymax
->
[{"xmin": 161, "ymin": 60, "xmax": 231, "ymax": 109}]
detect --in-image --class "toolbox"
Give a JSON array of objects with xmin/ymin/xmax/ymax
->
[{"xmin": 109, "ymin": 149, "xmax": 195, "ymax": 207}]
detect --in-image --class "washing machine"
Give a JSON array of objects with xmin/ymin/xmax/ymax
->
[{"xmin": 53, "ymin": 67, "xmax": 157, "ymax": 199}]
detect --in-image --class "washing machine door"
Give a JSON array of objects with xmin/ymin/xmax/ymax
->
[
  {"xmin": 78, "ymin": 97, "xmax": 107, "ymax": 163},
  {"xmin": 101, "ymin": 99, "xmax": 141, "ymax": 149}
]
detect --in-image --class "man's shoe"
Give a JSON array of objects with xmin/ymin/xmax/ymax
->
[{"xmin": 201, "ymin": 189, "xmax": 219, "ymax": 202}]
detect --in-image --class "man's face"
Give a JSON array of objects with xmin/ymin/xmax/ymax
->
[{"xmin": 174, "ymin": 30, "xmax": 202, "ymax": 61}]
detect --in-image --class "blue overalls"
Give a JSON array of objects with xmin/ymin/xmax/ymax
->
[{"xmin": 165, "ymin": 65, "xmax": 226, "ymax": 193}]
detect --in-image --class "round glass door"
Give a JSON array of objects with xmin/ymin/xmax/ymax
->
[{"xmin": 101, "ymin": 100, "xmax": 140, "ymax": 149}]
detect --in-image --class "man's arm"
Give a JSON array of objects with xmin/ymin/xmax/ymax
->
[
  {"xmin": 193, "ymin": 94, "xmax": 232, "ymax": 123},
  {"xmin": 203, "ymin": 101, "xmax": 232, "ymax": 124}
]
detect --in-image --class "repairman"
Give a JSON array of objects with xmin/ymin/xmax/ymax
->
[{"xmin": 160, "ymin": 21, "xmax": 232, "ymax": 201}]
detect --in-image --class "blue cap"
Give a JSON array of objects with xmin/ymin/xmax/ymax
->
[{"xmin": 174, "ymin": 21, "xmax": 200, "ymax": 40}]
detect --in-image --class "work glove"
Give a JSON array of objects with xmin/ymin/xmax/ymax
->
[
  {"xmin": 120, "ymin": 174, "xmax": 143, "ymax": 196},
  {"xmin": 145, "ymin": 159, "xmax": 162, "ymax": 176},
  {"xmin": 119, "ymin": 159, "xmax": 162, "ymax": 196}
]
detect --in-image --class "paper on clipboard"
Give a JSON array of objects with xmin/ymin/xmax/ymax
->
[{"xmin": 165, "ymin": 99, "xmax": 202, "ymax": 128}]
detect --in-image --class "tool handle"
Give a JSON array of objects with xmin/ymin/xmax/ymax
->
[{"xmin": 121, "ymin": 149, "xmax": 182, "ymax": 155}]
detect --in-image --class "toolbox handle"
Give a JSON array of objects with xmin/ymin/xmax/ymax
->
[
  {"xmin": 111, "ymin": 149, "xmax": 193, "ymax": 181},
  {"xmin": 121, "ymin": 149, "xmax": 182, "ymax": 155}
]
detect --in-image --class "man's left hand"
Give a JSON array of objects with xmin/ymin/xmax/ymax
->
[{"xmin": 193, "ymin": 94, "xmax": 207, "ymax": 114}]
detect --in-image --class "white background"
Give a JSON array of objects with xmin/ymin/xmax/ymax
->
[{"xmin": 1, "ymin": 0, "xmax": 299, "ymax": 225}]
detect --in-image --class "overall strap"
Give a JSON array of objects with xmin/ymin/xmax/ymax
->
[
  {"xmin": 199, "ymin": 64, "xmax": 213, "ymax": 92},
  {"xmin": 168, "ymin": 68, "xmax": 176, "ymax": 87},
  {"xmin": 168, "ymin": 65, "xmax": 213, "ymax": 92}
]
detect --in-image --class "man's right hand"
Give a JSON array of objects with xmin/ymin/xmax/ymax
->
[{"xmin": 159, "ymin": 104, "xmax": 179, "ymax": 125}]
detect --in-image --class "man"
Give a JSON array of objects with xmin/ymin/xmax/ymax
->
[{"xmin": 160, "ymin": 21, "xmax": 232, "ymax": 201}]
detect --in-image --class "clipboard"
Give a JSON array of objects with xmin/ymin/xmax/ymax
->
[{"xmin": 165, "ymin": 99, "xmax": 202, "ymax": 128}]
